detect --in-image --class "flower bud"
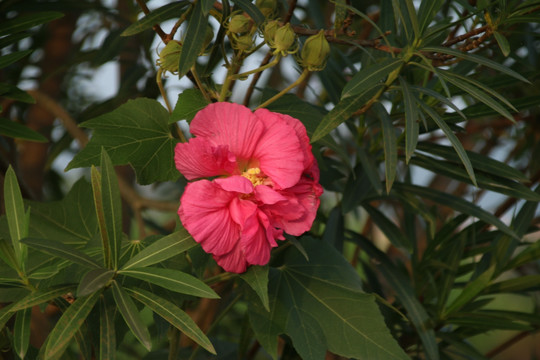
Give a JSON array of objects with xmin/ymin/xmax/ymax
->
[
  {"xmin": 300, "ymin": 30, "xmax": 330, "ymax": 71},
  {"xmin": 272, "ymin": 23, "xmax": 298, "ymax": 55},
  {"xmin": 262, "ymin": 20, "xmax": 279, "ymax": 44},
  {"xmin": 228, "ymin": 14, "xmax": 252, "ymax": 34},
  {"xmin": 256, "ymin": 0, "xmax": 277, "ymax": 18},
  {"xmin": 156, "ymin": 40, "xmax": 182, "ymax": 73},
  {"xmin": 234, "ymin": 34, "xmax": 255, "ymax": 51}
]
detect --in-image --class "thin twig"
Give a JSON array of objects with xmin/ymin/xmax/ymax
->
[{"xmin": 135, "ymin": 0, "xmax": 167, "ymax": 41}]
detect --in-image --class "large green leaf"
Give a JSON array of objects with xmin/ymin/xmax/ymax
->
[
  {"xmin": 0, "ymin": 118, "xmax": 47, "ymax": 142},
  {"xmin": 121, "ymin": 228, "xmax": 197, "ymax": 270},
  {"xmin": 26, "ymin": 178, "xmax": 98, "ymax": 246},
  {"xmin": 170, "ymin": 89, "xmax": 210, "ymax": 124},
  {"xmin": 125, "ymin": 287, "xmax": 216, "ymax": 354},
  {"xmin": 249, "ymin": 238, "xmax": 408, "ymax": 360},
  {"xmin": 341, "ymin": 58, "xmax": 403, "ymax": 99},
  {"xmin": 121, "ymin": 1, "xmax": 191, "ymax": 36},
  {"xmin": 66, "ymin": 98, "xmax": 179, "ymax": 185},
  {"xmin": 241, "ymin": 265, "xmax": 270, "ymax": 311},
  {"xmin": 111, "ymin": 280, "xmax": 151, "ymax": 351},
  {"xmin": 0, "ymin": 12, "xmax": 64, "ymax": 37},
  {"xmin": 178, "ymin": 1, "xmax": 208, "ymax": 78},
  {"xmin": 43, "ymin": 291, "xmax": 101, "ymax": 360},
  {"xmin": 119, "ymin": 267, "xmax": 218, "ymax": 299}
]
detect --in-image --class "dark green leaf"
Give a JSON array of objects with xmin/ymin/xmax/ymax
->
[
  {"xmin": 125, "ymin": 287, "xmax": 216, "ymax": 354},
  {"xmin": 201, "ymin": 0, "xmax": 215, "ymax": 14},
  {"xmin": 232, "ymin": 0, "xmax": 265, "ymax": 24},
  {"xmin": 99, "ymin": 295, "xmax": 116, "ymax": 360},
  {"xmin": 447, "ymin": 312, "xmax": 532, "ymax": 331},
  {"xmin": 44, "ymin": 292, "xmax": 101, "ymax": 359},
  {"xmin": 374, "ymin": 103, "xmax": 397, "ymax": 193},
  {"xmin": 249, "ymin": 238, "xmax": 409, "ymax": 360},
  {"xmin": 121, "ymin": 2, "xmax": 191, "ymax": 36},
  {"xmin": 411, "ymin": 86, "xmax": 465, "ymax": 119},
  {"xmin": 0, "ymin": 118, "xmax": 47, "ymax": 142},
  {"xmin": 178, "ymin": 1, "xmax": 208, "ymax": 78},
  {"xmin": 0, "ymin": 237, "xmax": 18, "ymax": 271},
  {"xmin": 0, "ymin": 12, "xmax": 64, "ymax": 37},
  {"xmin": 241, "ymin": 265, "xmax": 270, "ymax": 311},
  {"xmin": 21, "ymin": 238, "xmax": 102, "ymax": 269},
  {"xmin": 341, "ymin": 58, "xmax": 403, "ymax": 99},
  {"xmin": 417, "ymin": 0, "xmax": 444, "ymax": 34},
  {"xmin": 486, "ymin": 275, "xmax": 540, "ymax": 293},
  {"xmin": 0, "ymin": 83, "xmax": 35, "ymax": 103},
  {"xmin": 4, "ymin": 166, "xmax": 28, "ymax": 267},
  {"xmin": 0, "ymin": 50, "xmax": 33, "ymax": 69},
  {"xmin": 0, "ymin": 304, "xmax": 15, "ymax": 329},
  {"xmin": 66, "ymin": 98, "xmax": 179, "ymax": 185},
  {"xmin": 493, "ymin": 31, "xmax": 510, "ymax": 56},
  {"xmin": 13, "ymin": 308, "xmax": 31, "ymax": 359},
  {"xmin": 400, "ymin": 78, "xmax": 419, "ymax": 163},
  {"xmin": 364, "ymin": 204, "xmax": 411, "ymax": 251},
  {"xmin": 77, "ymin": 269, "xmax": 115, "ymax": 297},
  {"xmin": 443, "ymin": 266, "xmax": 495, "ymax": 317},
  {"xmin": 119, "ymin": 267, "xmax": 218, "ymax": 299},
  {"xmin": 111, "ymin": 281, "xmax": 151, "ymax": 351},
  {"xmin": 121, "ymin": 228, "xmax": 197, "ymax": 270},
  {"xmin": 11, "ymin": 285, "xmax": 76, "ymax": 311},
  {"xmin": 170, "ymin": 89, "xmax": 210, "ymax": 123},
  {"xmin": 392, "ymin": 183, "xmax": 518, "ymax": 239}
]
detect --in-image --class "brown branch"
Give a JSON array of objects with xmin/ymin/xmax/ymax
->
[
  {"xmin": 443, "ymin": 25, "xmax": 489, "ymax": 47},
  {"xmin": 135, "ymin": 0, "xmax": 167, "ymax": 42}
]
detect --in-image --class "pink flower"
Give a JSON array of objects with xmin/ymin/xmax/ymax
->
[{"xmin": 175, "ymin": 102, "xmax": 323, "ymax": 273}]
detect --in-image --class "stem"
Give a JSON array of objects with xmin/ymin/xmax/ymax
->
[
  {"xmin": 256, "ymin": 68, "xmax": 309, "ymax": 109},
  {"xmin": 219, "ymin": 54, "xmax": 242, "ymax": 102},
  {"xmin": 205, "ymin": 271, "xmax": 237, "ymax": 285},
  {"xmin": 191, "ymin": 66, "xmax": 212, "ymax": 102},
  {"xmin": 156, "ymin": 68, "xmax": 173, "ymax": 113},
  {"xmin": 232, "ymin": 54, "xmax": 281, "ymax": 80},
  {"xmin": 243, "ymin": 51, "xmax": 273, "ymax": 106}
]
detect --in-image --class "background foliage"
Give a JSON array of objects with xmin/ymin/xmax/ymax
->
[{"xmin": 1, "ymin": 0, "xmax": 540, "ymax": 359}]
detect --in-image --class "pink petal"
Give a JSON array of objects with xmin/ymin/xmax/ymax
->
[
  {"xmin": 190, "ymin": 102, "xmax": 264, "ymax": 161},
  {"xmin": 174, "ymin": 138, "xmax": 237, "ymax": 180},
  {"xmin": 213, "ymin": 242, "xmax": 248, "ymax": 273},
  {"xmin": 215, "ymin": 175, "xmax": 253, "ymax": 194},
  {"xmin": 252, "ymin": 109, "xmax": 304, "ymax": 189},
  {"xmin": 254, "ymin": 185, "xmax": 287, "ymax": 205},
  {"xmin": 178, "ymin": 180, "xmax": 240, "ymax": 256},
  {"xmin": 241, "ymin": 210, "xmax": 281, "ymax": 265}
]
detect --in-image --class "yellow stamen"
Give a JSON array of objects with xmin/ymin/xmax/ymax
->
[{"xmin": 242, "ymin": 167, "xmax": 265, "ymax": 186}]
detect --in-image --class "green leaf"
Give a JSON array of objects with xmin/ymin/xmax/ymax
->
[
  {"xmin": 0, "ymin": 12, "xmax": 64, "ymax": 37},
  {"xmin": 350, "ymin": 234, "xmax": 439, "ymax": 360},
  {"xmin": 11, "ymin": 285, "xmax": 76, "ymax": 312},
  {"xmin": 417, "ymin": 0, "xmax": 444, "ymax": 34},
  {"xmin": 444, "ymin": 266, "xmax": 495, "ymax": 317},
  {"xmin": 400, "ymin": 78, "xmax": 419, "ymax": 163},
  {"xmin": 373, "ymin": 103, "xmax": 397, "ymax": 193},
  {"xmin": 447, "ymin": 312, "xmax": 533, "ymax": 331},
  {"xmin": 4, "ymin": 166, "xmax": 28, "ymax": 267},
  {"xmin": 0, "ymin": 237, "xmax": 18, "ymax": 271},
  {"xmin": 119, "ymin": 267, "xmax": 218, "ymax": 299},
  {"xmin": 121, "ymin": 2, "xmax": 191, "ymax": 36},
  {"xmin": 44, "ymin": 291, "xmax": 101, "ymax": 360},
  {"xmin": 125, "ymin": 287, "xmax": 216, "ymax": 354},
  {"xmin": 232, "ymin": 0, "xmax": 265, "ymax": 24},
  {"xmin": 312, "ymin": 84, "xmax": 383, "ymax": 143},
  {"xmin": 111, "ymin": 280, "xmax": 151, "ymax": 351},
  {"xmin": 241, "ymin": 265, "xmax": 270, "ymax": 311},
  {"xmin": 66, "ymin": 98, "xmax": 179, "ymax": 185},
  {"xmin": 0, "ymin": 304, "xmax": 15, "ymax": 329},
  {"xmin": 422, "ymin": 46, "xmax": 529, "ymax": 83},
  {"xmin": 0, "ymin": 118, "xmax": 47, "ymax": 142},
  {"xmin": 363, "ymin": 204, "xmax": 411, "ymax": 251},
  {"xmin": 0, "ymin": 50, "xmax": 33, "ymax": 69},
  {"xmin": 99, "ymin": 295, "xmax": 116, "ymax": 360},
  {"xmin": 493, "ymin": 31, "xmax": 511, "ymax": 56},
  {"xmin": 485, "ymin": 275, "xmax": 540, "ymax": 293},
  {"xmin": 121, "ymin": 228, "xmax": 197, "ymax": 270},
  {"xmin": 402, "ymin": 0, "xmax": 420, "ymax": 39},
  {"xmin": 13, "ymin": 308, "xmax": 32, "ymax": 359},
  {"xmin": 99, "ymin": 149, "xmax": 123, "ymax": 269},
  {"xmin": 341, "ymin": 58, "xmax": 403, "ymax": 99},
  {"xmin": 392, "ymin": 183, "xmax": 518, "ymax": 239},
  {"xmin": 178, "ymin": 1, "xmax": 208, "ymax": 78},
  {"xmin": 21, "ymin": 238, "xmax": 102, "ymax": 269},
  {"xmin": 417, "ymin": 99, "xmax": 477, "ymax": 187},
  {"xmin": 26, "ymin": 178, "xmax": 98, "ymax": 246},
  {"xmin": 77, "ymin": 269, "xmax": 116, "ymax": 297},
  {"xmin": 0, "ymin": 83, "xmax": 35, "ymax": 103},
  {"xmin": 170, "ymin": 89, "xmax": 210, "ymax": 123},
  {"xmin": 249, "ymin": 238, "xmax": 408, "ymax": 360},
  {"xmin": 411, "ymin": 85, "xmax": 466, "ymax": 119}
]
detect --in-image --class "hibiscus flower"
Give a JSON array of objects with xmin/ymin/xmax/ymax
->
[{"xmin": 174, "ymin": 102, "xmax": 323, "ymax": 273}]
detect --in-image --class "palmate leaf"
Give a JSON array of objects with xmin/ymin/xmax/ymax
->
[
  {"xmin": 249, "ymin": 238, "xmax": 408, "ymax": 360},
  {"xmin": 241, "ymin": 265, "xmax": 270, "ymax": 311},
  {"xmin": 170, "ymin": 89, "xmax": 210, "ymax": 123},
  {"xmin": 66, "ymin": 98, "xmax": 179, "ymax": 185}
]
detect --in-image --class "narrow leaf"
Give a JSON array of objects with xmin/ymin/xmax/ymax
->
[
  {"xmin": 374, "ymin": 103, "xmax": 397, "ymax": 193},
  {"xmin": 444, "ymin": 266, "xmax": 495, "ymax": 316},
  {"xmin": 119, "ymin": 267, "xmax": 218, "ymax": 299},
  {"xmin": 417, "ymin": 0, "xmax": 444, "ymax": 34},
  {"xmin": 178, "ymin": 1, "xmax": 208, "ymax": 78},
  {"xmin": 400, "ymin": 78, "xmax": 419, "ymax": 163},
  {"xmin": 121, "ymin": 2, "xmax": 191, "ymax": 36},
  {"xmin": 91, "ymin": 165, "xmax": 110, "ymax": 268},
  {"xmin": 4, "ymin": 166, "xmax": 27, "ymax": 267},
  {"xmin": 111, "ymin": 281, "xmax": 151, "ymax": 351},
  {"xmin": 493, "ymin": 31, "xmax": 511, "ymax": 57},
  {"xmin": 126, "ymin": 287, "xmax": 216, "ymax": 354},
  {"xmin": 0, "ymin": 304, "xmax": 15, "ymax": 329},
  {"xmin": 363, "ymin": 204, "xmax": 411, "ymax": 251},
  {"xmin": 21, "ymin": 238, "xmax": 102, "ymax": 269},
  {"xmin": 11, "ymin": 285, "xmax": 76, "ymax": 312},
  {"xmin": 0, "ymin": 83, "xmax": 35, "ymax": 103},
  {"xmin": 44, "ymin": 292, "xmax": 101, "ymax": 360},
  {"xmin": 341, "ymin": 58, "xmax": 403, "ymax": 99},
  {"xmin": 486, "ymin": 275, "xmax": 540, "ymax": 293},
  {"xmin": 0, "ymin": 118, "xmax": 47, "ymax": 142},
  {"xmin": 0, "ymin": 12, "xmax": 64, "ymax": 37},
  {"xmin": 232, "ymin": 0, "xmax": 265, "ymax": 24},
  {"xmin": 0, "ymin": 50, "xmax": 33, "ymax": 69},
  {"xmin": 77, "ymin": 269, "xmax": 116, "ymax": 297},
  {"xmin": 13, "ymin": 308, "xmax": 32, "ymax": 359},
  {"xmin": 241, "ymin": 265, "xmax": 270, "ymax": 311},
  {"xmin": 0, "ymin": 237, "xmax": 18, "ymax": 271},
  {"xmin": 99, "ymin": 295, "xmax": 116, "ymax": 360}
]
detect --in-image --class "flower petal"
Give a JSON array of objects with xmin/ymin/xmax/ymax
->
[
  {"xmin": 215, "ymin": 175, "xmax": 253, "ymax": 194},
  {"xmin": 241, "ymin": 210, "xmax": 281, "ymax": 265},
  {"xmin": 213, "ymin": 242, "xmax": 248, "ymax": 273},
  {"xmin": 190, "ymin": 102, "xmax": 264, "ymax": 160},
  {"xmin": 178, "ymin": 180, "xmax": 240, "ymax": 256},
  {"xmin": 252, "ymin": 109, "xmax": 304, "ymax": 189},
  {"xmin": 254, "ymin": 185, "xmax": 287, "ymax": 205},
  {"xmin": 175, "ymin": 138, "xmax": 237, "ymax": 180}
]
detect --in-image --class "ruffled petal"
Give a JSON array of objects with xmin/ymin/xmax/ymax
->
[
  {"xmin": 175, "ymin": 138, "xmax": 237, "ymax": 180},
  {"xmin": 213, "ymin": 242, "xmax": 248, "ymax": 273},
  {"xmin": 254, "ymin": 185, "xmax": 287, "ymax": 205},
  {"xmin": 190, "ymin": 102, "xmax": 264, "ymax": 160},
  {"xmin": 215, "ymin": 175, "xmax": 253, "ymax": 194},
  {"xmin": 241, "ymin": 210, "xmax": 281, "ymax": 265},
  {"xmin": 178, "ymin": 180, "xmax": 240, "ymax": 256},
  {"xmin": 252, "ymin": 109, "xmax": 304, "ymax": 189}
]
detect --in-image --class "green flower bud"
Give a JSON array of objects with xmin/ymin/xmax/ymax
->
[
  {"xmin": 228, "ymin": 14, "xmax": 252, "ymax": 34},
  {"xmin": 156, "ymin": 40, "xmax": 182, "ymax": 73},
  {"xmin": 272, "ymin": 23, "xmax": 298, "ymax": 55},
  {"xmin": 262, "ymin": 20, "xmax": 279, "ymax": 45},
  {"xmin": 300, "ymin": 30, "xmax": 330, "ymax": 71},
  {"xmin": 234, "ymin": 34, "xmax": 255, "ymax": 51}
]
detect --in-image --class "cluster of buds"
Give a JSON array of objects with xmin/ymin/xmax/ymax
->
[
  {"xmin": 226, "ymin": 12, "xmax": 257, "ymax": 51},
  {"xmin": 299, "ymin": 30, "xmax": 330, "ymax": 71},
  {"xmin": 263, "ymin": 21, "xmax": 298, "ymax": 56}
]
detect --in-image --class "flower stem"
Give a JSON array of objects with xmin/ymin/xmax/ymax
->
[
  {"xmin": 232, "ymin": 54, "xmax": 281, "ymax": 80},
  {"xmin": 156, "ymin": 68, "xmax": 173, "ymax": 113},
  {"xmin": 256, "ymin": 68, "xmax": 309, "ymax": 109},
  {"xmin": 191, "ymin": 65, "xmax": 212, "ymax": 102}
]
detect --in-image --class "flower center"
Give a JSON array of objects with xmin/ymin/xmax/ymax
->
[{"xmin": 241, "ymin": 167, "xmax": 265, "ymax": 186}]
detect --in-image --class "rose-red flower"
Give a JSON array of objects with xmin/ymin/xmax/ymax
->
[{"xmin": 175, "ymin": 102, "xmax": 322, "ymax": 273}]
